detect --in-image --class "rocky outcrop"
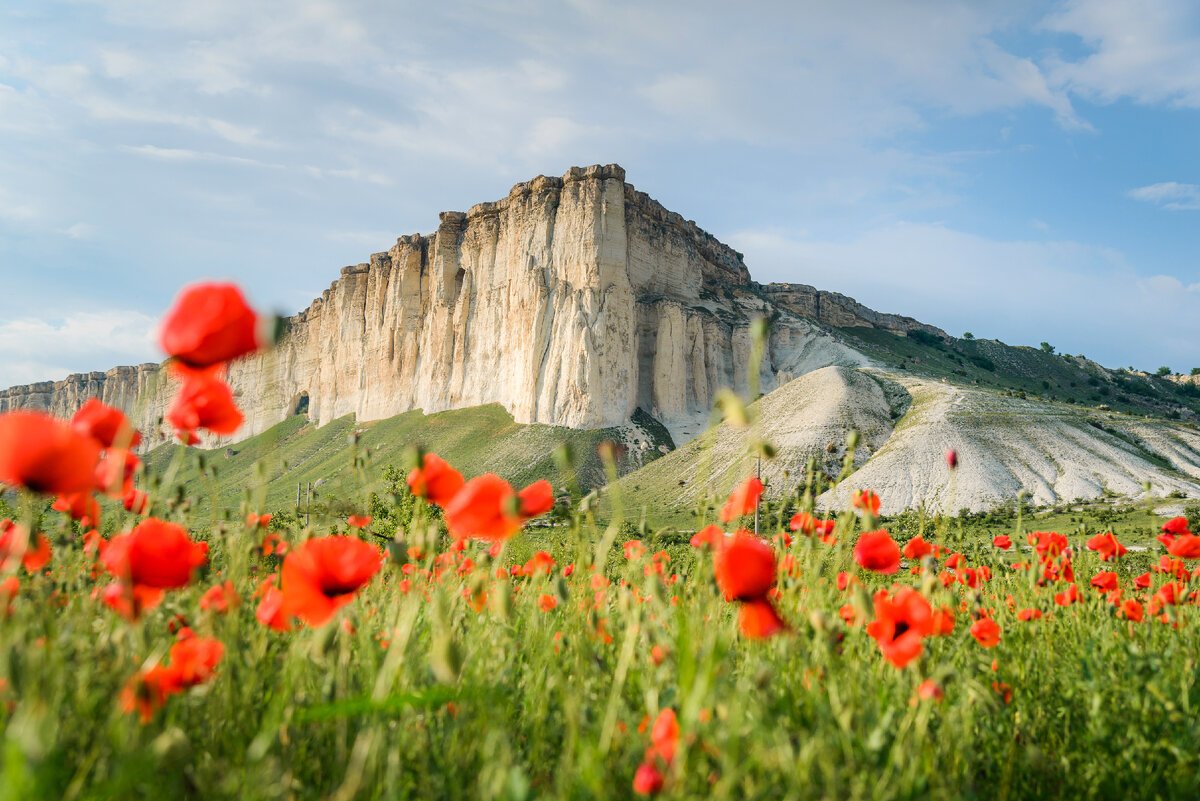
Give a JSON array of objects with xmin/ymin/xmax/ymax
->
[{"xmin": 0, "ymin": 164, "xmax": 934, "ymax": 448}]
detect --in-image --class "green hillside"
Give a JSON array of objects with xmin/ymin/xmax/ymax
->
[
  {"xmin": 838, "ymin": 326, "xmax": 1200, "ymax": 420},
  {"xmin": 144, "ymin": 404, "xmax": 658, "ymax": 520}
]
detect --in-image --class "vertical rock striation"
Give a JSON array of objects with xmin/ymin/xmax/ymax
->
[{"xmin": 0, "ymin": 164, "xmax": 940, "ymax": 448}]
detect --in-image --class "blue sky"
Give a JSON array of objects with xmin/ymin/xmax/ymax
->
[{"xmin": 0, "ymin": 0, "xmax": 1198, "ymax": 387}]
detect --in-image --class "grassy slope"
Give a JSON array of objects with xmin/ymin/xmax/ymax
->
[
  {"xmin": 838, "ymin": 326, "xmax": 1200, "ymax": 420},
  {"xmin": 145, "ymin": 404, "xmax": 636, "ymax": 517}
]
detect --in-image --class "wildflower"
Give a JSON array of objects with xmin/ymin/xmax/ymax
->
[
  {"xmin": 649, "ymin": 708, "xmax": 679, "ymax": 764},
  {"xmin": 930, "ymin": 606, "xmax": 956, "ymax": 635},
  {"xmin": 945, "ymin": 449, "xmax": 958, "ymax": 469},
  {"xmin": 0, "ymin": 522, "xmax": 52, "ymax": 574},
  {"xmin": 790, "ymin": 512, "xmax": 836, "ymax": 539},
  {"xmin": 1090, "ymin": 571, "xmax": 1119, "ymax": 592},
  {"xmin": 71, "ymin": 399, "xmax": 142, "ymax": 449},
  {"xmin": 347, "ymin": 515, "xmax": 372, "ymax": 529},
  {"xmin": 279, "ymin": 536, "xmax": 382, "ymax": 626},
  {"xmin": 199, "ymin": 581, "xmax": 239, "ymax": 614},
  {"xmin": 123, "ymin": 488, "xmax": 149, "ymax": 515},
  {"xmin": 121, "ymin": 666, "xmax": 182, "ymax": 724},
  {"xmin": 538, "ymin": 594, "xmax": 558, "ymax": 612},
  {"xmin": 168, "ymin": 636, "xmax": 224, "ymax": 686},
  {"xmin": 865, "ymin": 587, "xmax": 933, "ymax": 668},
  {"xmin": 1017, "ymin": 608, "xmax": 1043, "ymax": 621},
  {"xmin": 737, "ymin": 598, "xmax": 789, "ymax": 638},
  {"xmin": 406, "ymin": 453, "xmax": 465, "ymax": 507},
  {"xmin": 166, "ymin": 371, "xmax": 244, "ymax": 444},
  {"xmin": 719, "ymin": 476, "xmax": 764, "ymax": 522},
  {"xmin": 1086, "ymin": 531, "xmax": 1127, "ymax": 561},
  {"xmin": 1028, "ymin": 531, "xmax": 1069, "ymax": 559},
  {"xmin": 102, "ymin": 519, "xmax": 207, "ymax": 590},
  {"xmin": 624, "ymin": 540, "xmax": 646, "ymax": 560},
  {"xmin": 714, "ymin": 531, "xmax": 776, "ymax": 601},
  {"xmin": 1121, "ymin": 599, "xmax": 1145, "ymax": 622},
  {"xmin": 1134, "ymin": 572, "xmax": 1151, "ymax": 589},
  {"xmin": 690, "ymin": 524, "xmax": 724, "ymax": 548},
  {"xmin": 0, "ymin": 411, "xmax": 102, "ymax": 495},
  {"xmin": 159, "ymin": 282, "xmax": 264, "ymax": 369},
  {"xmin": 917, "ymin": 679, "xmax": 944, "ymax": 702},
  {"xmin": 851, "ymin": 489, "xmax": 881, "ymax": 516},
  {"xmin": 1054, "ymin": 583, "xmax": 1079, "ymax": 606},
  {"xmin": 52, "ymin": 491, "xmax": 102, "ymax": 527},
  {"xmin": 443, "ymin": 474, "xmax": 551, "ymax": 541},
  {"xmin": 903, "ymin": 536, "xmax": 934, "ymax": 560},
  {"xmin": 255, "ymin": 579, "xmax": 292, "ymax": 632},
  {"xmin": 853, "ymin": 530, "xmax": 901, "ymax": 574},
  {"xmin": 969, "ymin": 617, "xmax": 1001, "ymax": 648},
  {"xmin": 632, "ymin": 763, "xmax": 664, "ymax": 796},
  {"xmin": 1162, "ymin": 516, "xmax": 1192, "ymax": 537},
  {"xmin": 1166, "ymin": 535, "xmax": 1200, "ymax": 559},
  {"xmin": 992, "ymin": 535, "xmax": 1012, "ymax": 550},
  {"xmin": 524, "ymin": 551, "xmax": 556, "ymax": 576},
  {"xmin": 246, "ymin": 513, "xmax": 273, "ymax": 529}
]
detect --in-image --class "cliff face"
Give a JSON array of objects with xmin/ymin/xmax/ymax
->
[{"xmin": 0, "ymin": 164, "xmax": 936, "ymax": 447}]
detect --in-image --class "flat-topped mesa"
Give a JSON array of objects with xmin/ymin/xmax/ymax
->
[{"xmin": 0, "ymin": 164, "xmax": 937, "ymax": 448}]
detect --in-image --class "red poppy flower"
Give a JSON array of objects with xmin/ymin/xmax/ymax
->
[
  {"xmin": 649, "ymin": 708, "xmax": 679, "ymax": 764},
  {"xmin": 123, "ymin": 488, "xmax": 149, "ymax": 515},
  {"xmin": 931, "ymin": 606, "xmax": 956, "ymax": 635},
  {"xmin": 1086, "ymin": 532, "xmax": 1127, "ymax": 561},
  {"xmin": 538, "ymin": 593, "xmax": 558, "ymax": 612},
  {"xmin": 518, "ymin": 479, "xmax": 554, "ymax": 517},
  {"xmin": 102, "ymin": 518, "xmax": 207, "ymax": 589},
  {"xmin": 1028, "ymin": 531, "xmax": 1069, "ymax": 559},
  {"xmin": 713, "ymin": 531, "xmax": 776, "ymax": 601},
  {"xmin": 1162, "ymin": 516, "xmax": 1192, "ymax": 536},
  {"xmin": 903, "ymin": 536, "xmax": 934, "ymax": 560},
  {"xmin": 1121, "ymin": 599, "xmax": 1145, "ymax": 622},
  {"xmin": 0, "ymin": 522, "xmax": 51, "ymax": 574},
  {"xmin": 279, "ymin": 536, "xmax": 382, "ymax": 625},
  {"xmin": 1090, "ymin": 571, "xmax": 1119, "ymax": 592},
  {"xmin": 0, "ymin": 411, "xmax": 102, "ymax": 496},
  {"xmin": 854, "ymin": 530, "xmax": 901, "ymax": 574},
  {"xmin": 199, "ymin": 581, "xmax": 239, "ymax": 614},
  {"xmin": 690, "ymin": 524, "xmax": 724, "ymax": 548},
  {"xmin": 917, "ymin": 679, "xmax": 944, "ymax": 702},
  {"xmin": 523, "ymin": 551, "xmax": 555, "ymax": 575},
  {"xmin": 121, "ymin": 666, "xmax": 182, "ymax": 724},
  {"xmin": 992, "ymin": 535, "xmax": 1012, "ymax": 550},
  {"xmin": 865, "ymin": 587, "xmax": 933, "ymax": 668},
  {"xmin": 159, "ymin": 282, "xmax": 263, "ymax": 369},
  {"xmin": 632, "ymin": 762, "xmax": 664, "ymax": 796},
  {"xmin": 347, "ymin": 515, "xmax": 372, "ymax": 529},
  {"xmin": 52, "ymin": 490, "xmax": 101, "ymax": 527},
  {"xmin": 1167, "ymin": 534, "xmax": 1200, "ymax": 559},
  {"xmin": 101, "ymin": 581, "xmax": 165, "ymax": 621},
  {"xmin": 1134, "ymin": 572, "xmax": 1151, "ymax": 589},
  {"xmin": 1053, "ymin": 583, "xmax": 1079, "ymax": 606},
  {"xmin": 255, "ymin": 579, "xmax": 292, "ymax": 631},
  {"xmin": 406, "ymin": 453, "xmax": 465, "ymax": 507},
  {"xmin": 720, "ymin": 476, "xmax": 764, "ymax": 522},
  {"xmin": 969, "ymin": 617, "xmax": 1001, "ymax": 648},
  {"xmin": 737, "ymin": 597, "xmax": 789, "ymax": 638},
  {"xmin": 945, "ymin": 449, "xmax": 958, "ymax": 469},
  {"xmin": 852, "ymin": 489, "xmax": 881, "ymax": 516},
  {"xmin": 71, "ymin": 398, "xmax": 141, "ymax": 449},
  {"xmin": 168, "ymin": 636, "xmax": 225, "ymax": 686},
  {"xmin": 166, "ymin": 372, "xmax": 244, "ymax": 444},
  {"xmin": 246, "ymin": 513, "xmax": 273, "ymax": 529},
  {"xmin": 443, "ymin": 474, "xmax": 522, "ymax": 541},
  {"xmin": 1017, "ymin": 608, "xmax": 1043, "ymax": 621}
]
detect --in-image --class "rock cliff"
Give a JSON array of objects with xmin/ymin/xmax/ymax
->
[{"xmin": 0, "ymin": 164, "xmax": 930, "ymax": 448}]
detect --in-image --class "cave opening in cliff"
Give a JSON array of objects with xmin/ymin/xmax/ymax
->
[{"xmin": 292, "ymin": 392, "xmax": 310, "ymax": 418}]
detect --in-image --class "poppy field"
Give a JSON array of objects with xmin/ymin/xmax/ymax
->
[{"xmin": 1, "ymin": 284, "xmax": 1200, "ymax": 800}]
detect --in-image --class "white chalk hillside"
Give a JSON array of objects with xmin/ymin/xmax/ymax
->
[{"xmin": 620, "ymin": 365, "xmax": 1200, "ymax": 514}]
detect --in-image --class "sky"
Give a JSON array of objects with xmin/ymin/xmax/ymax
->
[{"xmin": 0, "ymin": 0, "xmax": 1198, "ymax": 387}]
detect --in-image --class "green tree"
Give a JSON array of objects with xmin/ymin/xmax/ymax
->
[
  {"xmin": 1156, "ymin": 366, "xmax": 1172, "ymax": 377},
  {"xmin": 961, "ymin": 331, "xmax": 974, "ymax": 340},
  {"xmin": 1039, "ymin": 342, "xmax": 1055, "ymax": 354}
]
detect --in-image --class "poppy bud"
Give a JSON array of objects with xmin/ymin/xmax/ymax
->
[{"xmin": 945, "ymin": 449, "xmax": 958, "ymax": 469}]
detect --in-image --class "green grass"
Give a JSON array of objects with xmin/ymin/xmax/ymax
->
[{"xmin": 143, "ymin": 404, "xmax": 644, "ymax": 521}]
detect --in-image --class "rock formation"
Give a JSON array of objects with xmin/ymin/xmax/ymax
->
[{"xmin": 0, "ymin": 164, "xmax": 928, "ymax": 448}]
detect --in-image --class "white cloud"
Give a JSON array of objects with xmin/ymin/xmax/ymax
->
[
  {"xmin": 0, "ymin": 311, "xmax": 159, "ymax": 388},
  {"xmin": 1128, "ymin": 182, "xmax": 1200, "ymax": 211}
]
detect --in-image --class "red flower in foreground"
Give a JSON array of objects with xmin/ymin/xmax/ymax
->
[
  {"xmin": 1086, "ymin": 532, "xmax": 1127, "ymax": 561},
  {"xmin": 903, "ymin": 536, "xmax": 934, "ymax": 560},
  {"xmin": 159, "ymin": 282, "xmax": 263, "ymax": 369},
  {"xmin": 1162, "ymin": 516, "xmax": 1192, "ymax": 536},
  {"xmin": 1121, "ymin": 599, "xmax": 1145, "ymax": 622},
  {"xmin": 851, "ymin": 489, "xmax": 881, "ymax": 516},
  {"xmin": 854, "ymin": 530, "xmax": 901, "ymax": 574},
  {"xmin": 279, "ymin": 536, "xmax": 382, "ymax": 626},
  {"xmin": 969, "ymin": 617, "xmax": 1002, "ymax": 648},
  {"xmin": 0, "ymin": 521, "xmax": 51, "ymax": 574},
  {"xmin": 443, "ymin": 474, "xmax": 551, "ymax": 541},
  {"xmin": 407, "ymin": 453, "xmax": 465, "ymax": 507},
  {"xmin": 1166, "ymin": 534, "xmax": 1200, "ymax": 559},
  {"xmin": 71, "ymin": 398, "xmax": 141, "ymax": 449},
  {"xmin": 120, "ymin": 636, "xmax": 224, "ymax": 723},
  {"xmin": 1089, "ymin": 571, "xmax": 1119, "ymax": 592},
  {"xmin": 632, "ymin": 763, "xmax": 664, "ymax": 796},
  {"xmin": 737, "ymin": 598, "xmax": 789, "ymax": 638},
  {"xmin": 719, "ymin": 476, "xmax": 764, "ymax": 523},
  {"xmin": 865, "ymin": 587, "xmax": 933, "ymax": 668},
  {"xmin": 690, "ymin": 524, "xmax": 724, "ymax": 549},
  {"xmin": 166, "ymin": 372, "xmax": 244, "ymax": 444},
  {"xmin": 102, "ymin": 519, "xmax": 207, "ymax": 590},
  {"xmin": 992, "ymin": 535, "xmax": 1012, "ymax": 550},
  {"xmin": 713, "ymin": 531, "xmax": 776, "ymax": 601},
  {"xmin": 0, "ymin": 411, "xmax": 101, "ymax": 495}
]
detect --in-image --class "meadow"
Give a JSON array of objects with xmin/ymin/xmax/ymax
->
[{"xmin": 1, "ymin": 283, "xmax": 1199, "ymax": 800}]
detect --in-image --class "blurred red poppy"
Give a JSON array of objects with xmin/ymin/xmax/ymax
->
[
  {"xmin": 903, "ymin": 536, "xmax": 934, "ymax": 560},
  {"xmin": 1086, "ymin": 532, "xmax": 1127, "ymax": 561},
  {"xmin": 159, "ymin": 282, "xmax": 263, "ymax": 368},
  {"xmin": 102, "ymin": 518, "xmax": 207, "ymax": 590},
  {"xmin": 851, "ymin": 489, "xmax": 881, "ymax": 516},
  {"xmin": 854, "ymin": 530, "xmax": 901, "ymax": 574},
  {"xmin": 280, "ymin": 536, "xmax": 382, "ymax": 625},
  {"xmin": 406, "ymin": 453, "xmax": 465, "ymax": 507},
  {"xmin": 992, "ymin": 535, "xmax": 1012, "ymax": 550},
  {"xmin": 166, "ymin": 372, "xmax": 244, "ymax": 444},
  {"xmin": 713, "ymin": 531, "xmax": 776, "ymax": 601},
  {"xmin": 71, "ymin": 398, "xmax": 142, "ymax": 449},
  {"xmin": 347, "ymin": 515, "xmax": 372, "ymax": 529},
  {"xmin": 969, "ymin": 617, "xmax": 1001, "ymax": 648},
  {"xmin": 0, "ymin": 411, "xmax": 102, "ymax": 496},
  {"xmin": 720, "ymin": 476, "xmax": 764, "ymax": 522},
  {"xmin": 865, "ymin": 587, "xmax": 933, "ymax": 668}
]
